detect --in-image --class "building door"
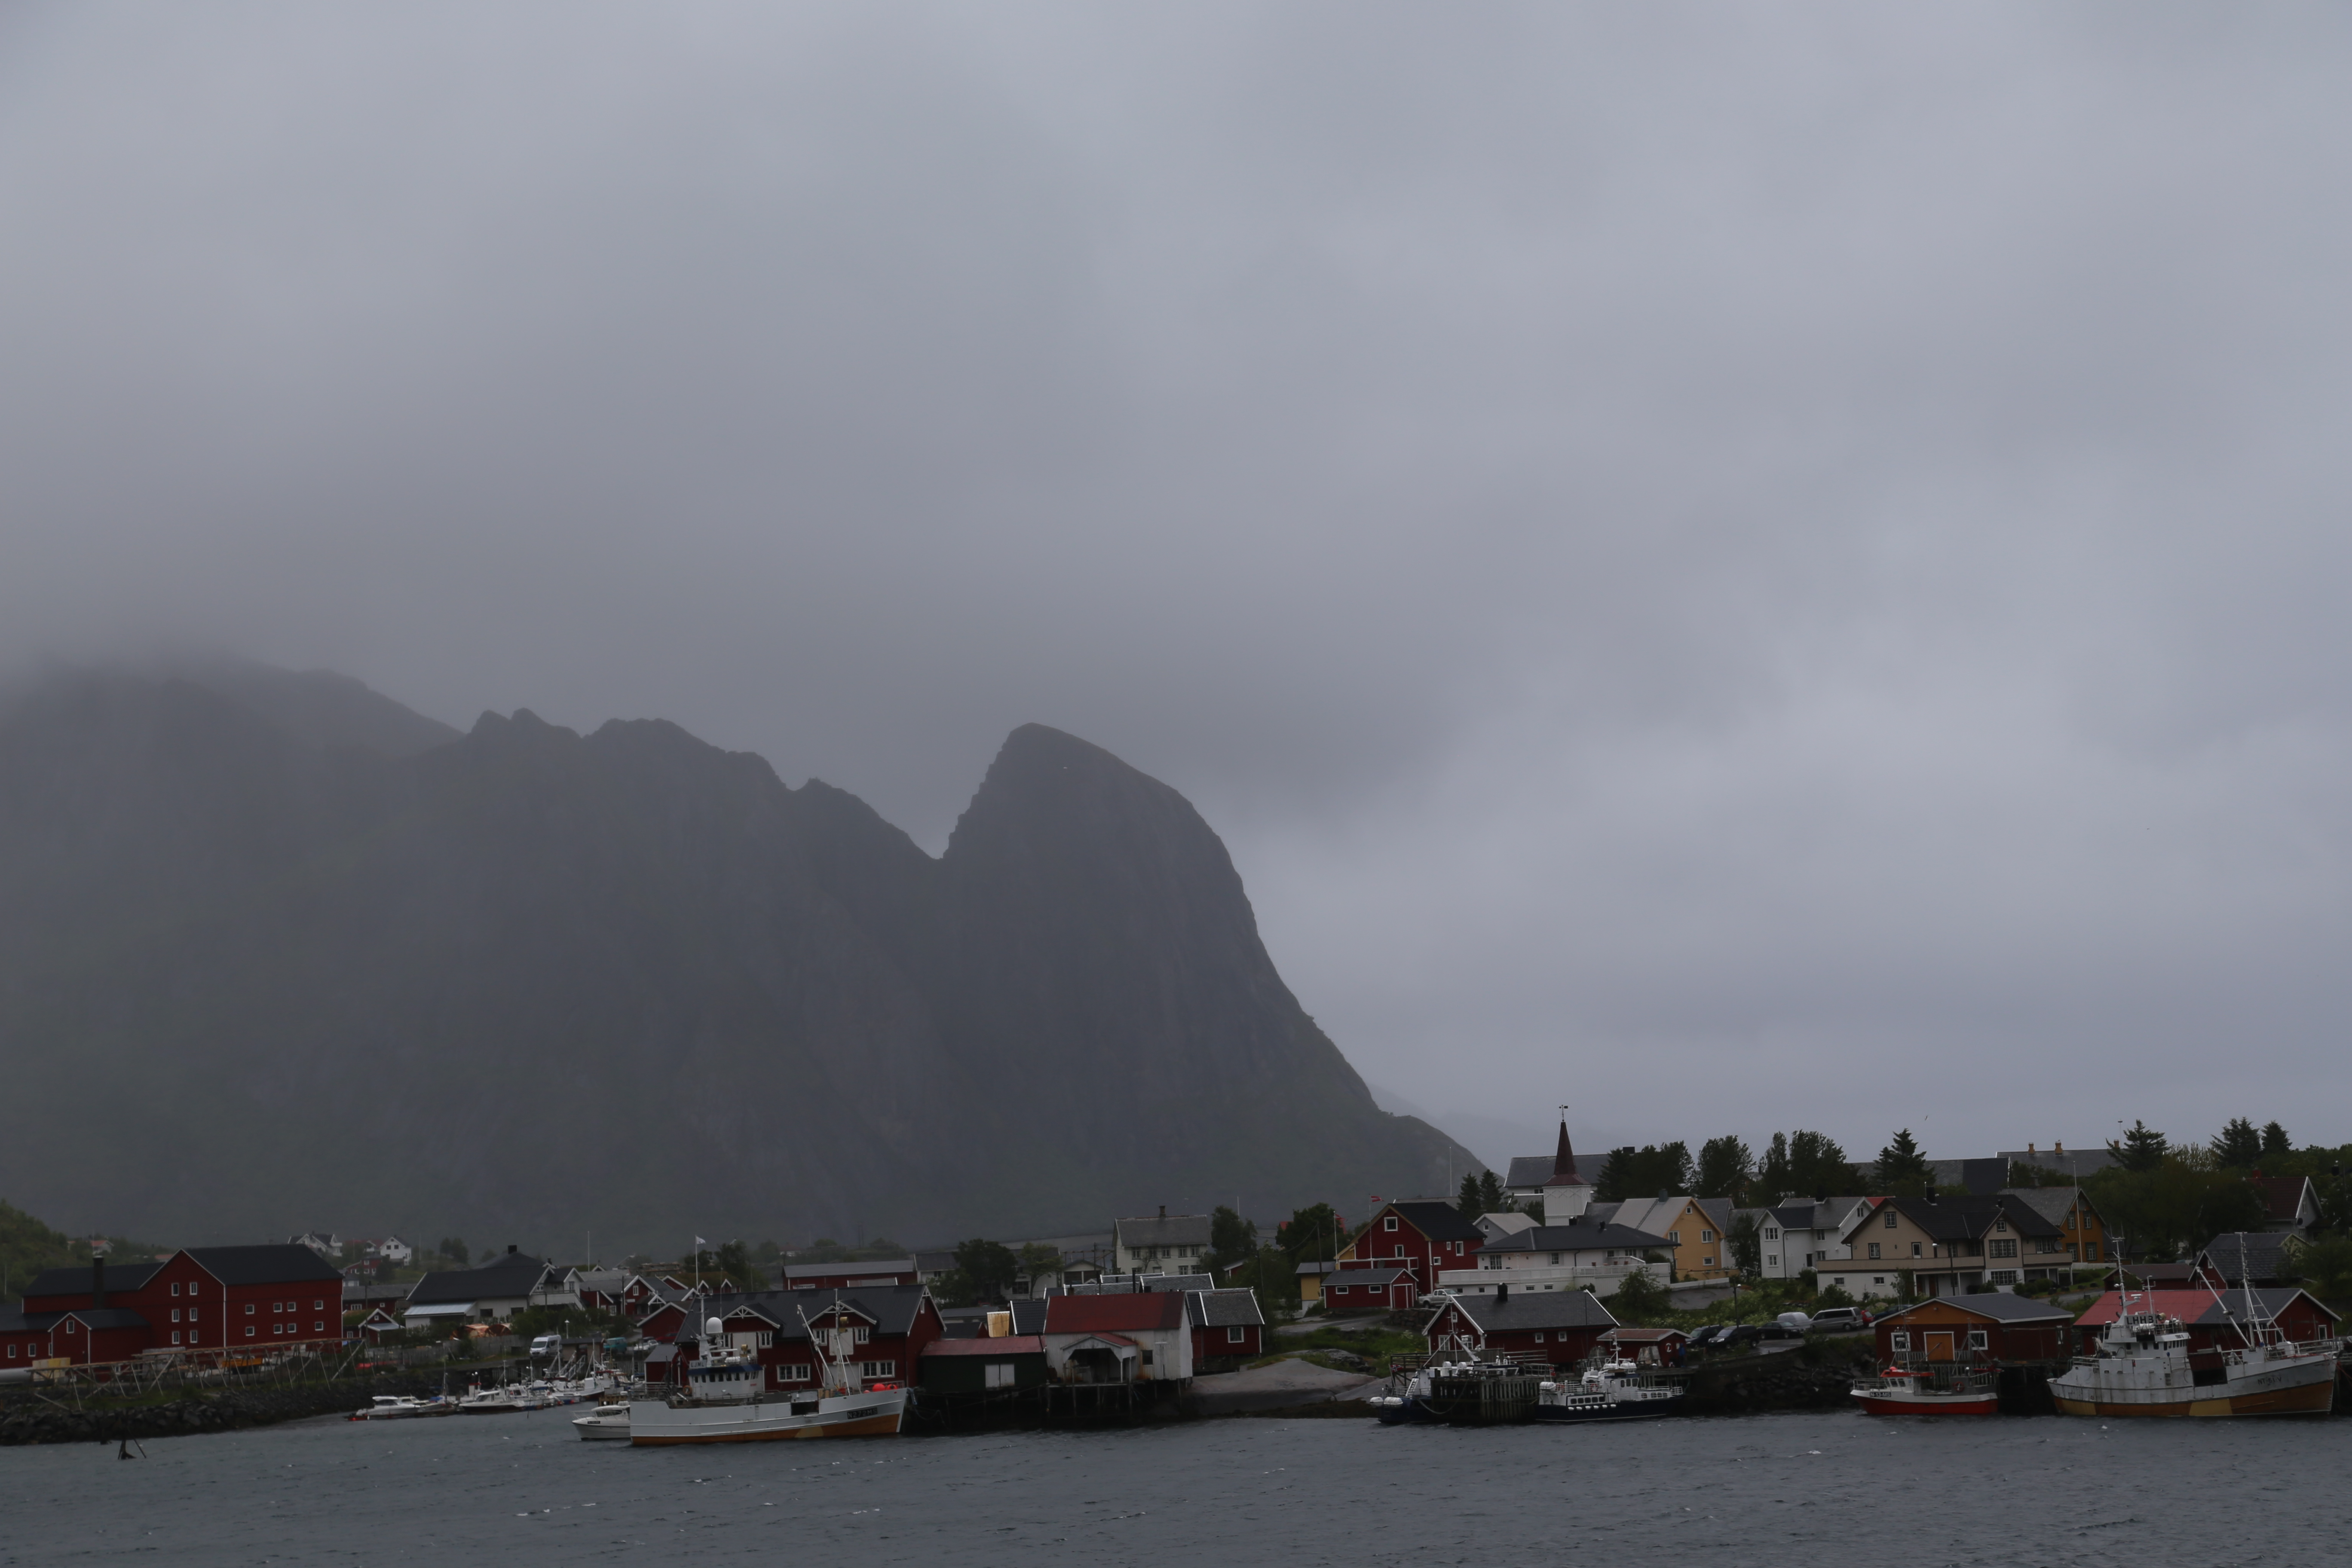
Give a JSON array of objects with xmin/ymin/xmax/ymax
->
[{"xmin": 1923, "ymin": 1331, "xmax": 1956, "ymax": 1363}]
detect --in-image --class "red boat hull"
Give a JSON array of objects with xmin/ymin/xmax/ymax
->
[{"xmin": 1852, "ymin": 1389, "xmax": 1997, "ymax": 1417}]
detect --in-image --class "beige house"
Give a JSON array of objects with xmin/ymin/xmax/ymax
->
[{"xmin": 1598, "ymin": 1196, "xmax": 1736, "ymax": 1281}]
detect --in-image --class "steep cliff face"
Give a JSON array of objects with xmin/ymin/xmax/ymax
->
[{"xmin": 0, "ymin": 669, "xmax": 1473, "ymax": 1250}]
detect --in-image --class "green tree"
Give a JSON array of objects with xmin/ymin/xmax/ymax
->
[
  {"xmin": 1456, "ymin": 1172, "xmax": 1482, "ymax": 1219},
  {"xmin": 1208, "ymin": 1207, "xmax": 1257, "ymax": 1273},
  {"xmin": 1015, "ymin": 1242, "xmax": 1063, "ymax": 1289},
  {"xmin": 1725, "ymin": 1210, "xmax": 1762, "ymax": 1275},
  {"xmin": 1275, "ymin": 1204, "xmax": 1341, "ymax": 1261},
  {"xmin": 1874, "ymin": 1129, "xmax": 1934, "ymax": 1197},
  {"xmin": 950, "ymin": 1238, "xmax": 1020, "ymax": 1303},
  {"xmin": 2086, "ymin": 1150, "xmax": 2263, "ymax": 1260},
  {"xmin": 1609, "ymin": 1268, "xmax": 1669, "ymax": 1323},
  {"xmin": 2109, "ymin": 1120, "xmax": 2168, "ymax": 1173},
  {"xmin": 1757, "ymin": 1133, "xmax": 1793, "ymax": 1200},
  {"xmin": 0, "ymin": 1199, "xmax": 83, "ymax": 1303},
  {"xmin": 2006, "ymin": 1161, "xmax": 2075, "ymax": 1188},
  {"xmin": 707, "ymin": 1240, "xmax": 765, "ymax": 1291},
  {"xmin": 1787, "ymin": 1131, "xmax": 1856, "ymax": 1198},
  {"xmin": 435, "ymin": 1237, "xmax": 469, "ymax": 1267},
  {"xmin": 2260, "ymin": 1121, "xmax": 2293, "ymax": 1161},
  {"xmin": 1594, "ymin": 1143, "xmax": 1695, "ymax": 1202},
  {"xmin": 1476, "ymin": 1170, "xmax": 1505, "ymax": 1214},
  {"xmin": 1695, "ymin": 1136, "xmax": 1755, "ymax": 1204},
  {"xmin": 2291, "ymin": 1234, "xmax": 2352, "ymax": 1303},
  {"xmin": 2211, "ymin": 1118, "xmax": 2262, "ymax": 1168}
]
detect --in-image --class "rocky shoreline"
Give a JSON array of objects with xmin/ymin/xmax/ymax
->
[{"xmin": 0, "ymin": 1371, "xmax": 453, "ymax": 1447}]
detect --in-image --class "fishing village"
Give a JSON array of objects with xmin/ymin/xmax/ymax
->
[{"xmin": 8, "ymin": 1116, "xmax": 2352, "ymax": 1448}]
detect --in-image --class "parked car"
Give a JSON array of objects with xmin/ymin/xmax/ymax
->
[
  {"xmin": 1687, "ymin": 1324, "xmax": 1727, "ymax": 1350},
  {"xmin": 1775, "ymin": 1311, "xmax": 1813, "ymax": 1332},
  {"xmin": 529, "ymin": 1333, "xmax": 563, "ymax": 1359},
  {"xmin": 1715, "ymin": 1321, "xmax": 1800, "ymax": 1350},
  {"xmin": 1807, "ymin": 1307, "xmax": 1871, "ymax": 1332}
]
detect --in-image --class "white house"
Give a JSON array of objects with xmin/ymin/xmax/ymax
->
[
  {"xmin": 1437, "ymin": 1216, "xmax": 1671, "ymax": 1300},
  {"xmin": 1112, "ymin": 1209, "xmax": 1213, "ymax": 1275},
  {"xmin": 1754, "ymin": 1197, "xmax": 1878, "ymax": 1281},
  {"xmin": 371, "ymin": 1236, "xmax": 414, "ymax": 1265}
]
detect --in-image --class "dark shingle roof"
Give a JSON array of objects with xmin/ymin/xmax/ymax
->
[
  {"xmin": 403, "ymin": 1252, "xmax": 551, "ymax": 1306},
  {"xmin": 2197, "ymin": 1231, "xmax": 2301, "ymax": 1281},
  {"xmin": 1875, "ymin": 1293, "xmax": 2074, "ymax": 1326},
  {"xmin": 1186, "ymin": 1289, "xmax": 1266, "ymax": 1329},
  {"xmin": 780, "ymin": 1259, "xmax": 916, "ymax": 1284},
  {"xmin": 1115, "ymin": 1214, "xmax": 1213, "ymax": 1249},
  {"xmin": 1009, "ymin": 1298, "xmax": 1048, "ymax": 1335},
  {"xmin": 1478, "ymin": 1221, "xmax": 1671, "ymax": 1254},
  {"xmin": 1326, "ymin": 1267, "xmax": 1412, "ymax": 1287},
  {"xmin": 1441, "ymin": 1291, "xmax": 1618, "ymax": 1333},
  {"xmin": 22, "ymin": 1261, "xmax": 163, "ymax": 1298},
  {"xmin": 1380, "ymin": 1201, "xmax": 1483, "ymax": 1244},
  {"xmin": 676, "ymin": 1283, "xmax": 933, "ymax": 1342},
  {"xmin": 186, "ymin": 1245, "xmax": 346, "ymax": 1288},
  {"xmin": 1883, "ymin": 1195, "xmax": 2060, "ymax": 1244}
]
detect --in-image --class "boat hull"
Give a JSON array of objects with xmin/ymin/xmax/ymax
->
[
  {"xmin": 1532, "ymin": 1395, "xmax": 1685, "ymax": 1423},
  {"xmin": 2050, "ymin": 1351, "xmax": 2335, "ymax": 1418},
  {"xmin": 628, "ymin": 1390, "xmax": 907, "ymax": 1444},
  {"xmin": 1851, "ymin": 1389, "xmax": 1997, "ymax": 1417},
  {"xmin": 2049, "ymin": 1378, "xmax": 2334, "ymax": 1419}
]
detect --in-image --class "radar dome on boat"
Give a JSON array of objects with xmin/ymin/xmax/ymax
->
[{"xmin": 705, "ymin": 1317, "xmax": 724, "ymax": 1340}]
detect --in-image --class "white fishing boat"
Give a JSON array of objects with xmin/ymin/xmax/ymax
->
[
  {"xmin": 457, "ymin": 1381, "xmax": 547, "ymax": 1414},
  {"xmin": 624, "ymin": 1308, "xmax": 907, "ymax": 1445},
  {"xmin": 572, "ymin": 1401, "xmax": 633, "ymax": 1442},
  {"xmin": 1535, "ymin": 1357, "xmax": 1685, "ymax": 1423},
  {"xmin": 2049, "ymin": 1299, "xmax": 2335, "ymax": 1418},
  {"xmin": 350, "ymin": 1395, "xmax": 432, "ymax": 1421}
]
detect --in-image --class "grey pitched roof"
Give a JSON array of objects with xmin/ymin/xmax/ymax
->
[
  {"xmin": 1442, "ymin": 1291, "xmax": 1619, "ymax": 1333},
  {"xmin": 1875, "ymin": 1293, "xmax": 2074, "ymax": 1326},
  {"xmin": 1478, "ymin": 1220, "xmax": 1671, "ymax": 1254},
  {"xmin": 21, "ymin": 1261, "xmax": 163, "ymax": 1298},
  {"xmin": 1505, "ymin": 1154, "xmax": 1608, "ymax": 1189},
  {"xmin": 1326, "ymin": 1267, "xmax": 1412, "ymax": 1287},
  {"xmin": 185, "ymin": 1244, "xmax": 348, "ymax": 1288},
  {"xmin": 678, "ymin": 1283, "xmax": 934, "ymax": 1343},
  {"xmin": 2198, "ymin": 1231, "xmax": 2301, "ymax": 1280},
  {"xmin": 1882, "ymin": 1194, "xmax": 2061, "ymax": 1243},
  {"xmin": 1997, "ymin": 1187, "xmax": 2096, "ymax": 1227},
  {"xmin": 1380, "ymin": 1201, "xmax": 1484, "ymax": 1244},
  {"xmin": 1009, "ymin": 1298, "xmax": 1049, "ymax": 1335},
  {"xmin": 781, "ymin": 1259, "xmax": 916, "ymax": 1284},
  {"xmin": 1694, "ymin": 1197, "xmax": 1735, "ymax": 1233},
  {"xmin": 1115, "ymin": 1214, "xmax": 1213, "ymax": 1248},
  {"xmin": 403, "ymin": 1252, "xmax": 551, "ymax": 1307},
  {"xmin": 1997, "ymin": 1147, "xmax": 2114, "ymax": 1176},
  {"xmin": 1186, "ymin": 1289, "xmax": 1266, "ymax": 1329}
]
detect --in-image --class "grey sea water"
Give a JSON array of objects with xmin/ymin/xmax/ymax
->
[{"xmin": 1, "ymin": 1407, "xmax": 2342, "ymax": 1567}]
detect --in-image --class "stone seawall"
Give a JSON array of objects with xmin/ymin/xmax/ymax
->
[{"xmin": 0, "ymin": 1371, "xmax": 456, "ymax": 1447}]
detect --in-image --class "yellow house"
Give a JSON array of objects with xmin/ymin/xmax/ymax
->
[{"xmin": 1597, "ymin": 1196, "xmax": 1735, "ymax": 1281}]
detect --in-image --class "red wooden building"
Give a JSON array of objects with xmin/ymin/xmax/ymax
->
[
  {"xmin": 2, "ymin": 1246, "xmax": 346, "ymax": 1370},
  {"xmin": 1337, "ymin": 1201, "xmax": 1482, "ymax": 1292},
  {"xmin": 1321, "ymin": 1266, "xmax": 1416, "ymax": 1311},
  {"xmin": 1424, "ymin": 1287, "xmax": 1617, "ymax": 1368},
  {"xmin": 1186, "ymin": 1288, "xmax": 1266, "ymax": 1370},
  {"xmin": 1872, "ymin": 1293, "xmax": 2077, "ymax": 1364}
]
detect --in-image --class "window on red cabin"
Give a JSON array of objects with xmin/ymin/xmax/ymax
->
[
  {"xmin": 1227, "ymin": 1327, "xmax": 1245, "ymax": 1343},
  {"xmin": 1384, "ymin": 1216, "xmax": 1397, "ymax": 1231}
]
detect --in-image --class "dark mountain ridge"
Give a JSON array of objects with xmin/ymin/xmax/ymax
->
[{"xmin": 0, "ymin": 666, "xmax": 1474, "ymax": 1252}]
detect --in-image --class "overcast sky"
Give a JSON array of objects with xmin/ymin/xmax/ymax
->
[{"xmin": 6, "ymin": 3, "xmax": 2349, "ymax": 1168}]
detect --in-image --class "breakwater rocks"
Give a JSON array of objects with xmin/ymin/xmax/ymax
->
[{"xmin": 0, "ymin": 1371, "xmax": 451, "ymax": 1447}]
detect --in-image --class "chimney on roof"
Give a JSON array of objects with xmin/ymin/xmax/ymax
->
[
  {"xmin": 1158, "ymin": 1206, "xmax": 1166, "ymax": 1220},
  {"xmin": 1496, "ymin": 1281, "xmax": 1508, "ymax": 1305},
  {"xmin": 92, "ymin": 1252, "xmax": 107, "ymax": 1310},
  {"xmin": 508, "ymin": 1244, "xmax": 518, "ymax": 1255}
]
